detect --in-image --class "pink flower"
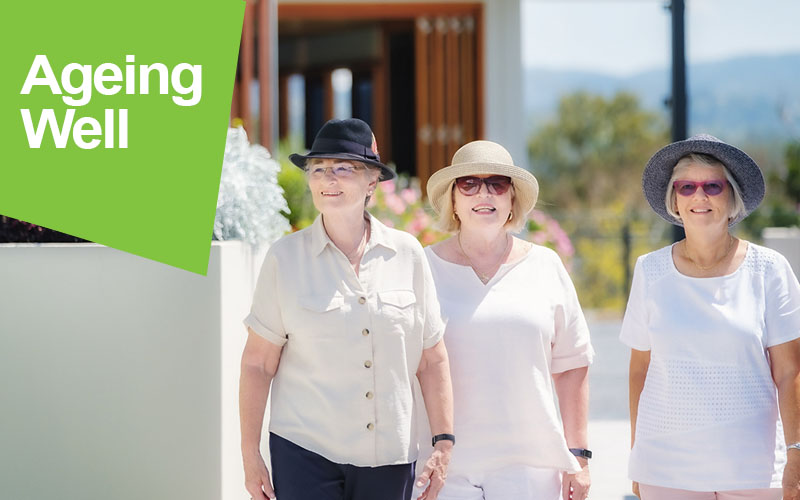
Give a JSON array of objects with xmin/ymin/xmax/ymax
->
[
  {"xmin": 380, "ymin": 180, "xmax": 396, "ymax": 194},
  {"xmin": 400, "ymin": 188, "xmax": 418, "ymax": 205},
  {"xmin": 385, "ymin": 193, "xmax": 406, "ymax": 215}
]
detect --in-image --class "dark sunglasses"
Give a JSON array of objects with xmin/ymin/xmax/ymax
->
[
  {"xmin": 455, "ymin": 176, "xmax": 513, "ymax": 196},
  {"xmin": 673, "ymin": 179, "xmax": 728, "ymax": 197}
]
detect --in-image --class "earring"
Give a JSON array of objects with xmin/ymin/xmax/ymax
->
[{"xmin": 507, "ymin": 211, "xmax": 513, "ymax": 222}]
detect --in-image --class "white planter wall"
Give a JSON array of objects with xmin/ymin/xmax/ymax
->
[
  {"xmin": 763, "ymin": 227, "xmax": 800, "ymax": 276},
  {"xmin": 0, "ymin": 242, "xmax": 261, "ymax": 500}
]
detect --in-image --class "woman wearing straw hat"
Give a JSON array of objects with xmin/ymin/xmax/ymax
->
[
  {"xmin": 419, "ymin": 140, "xmax": 594, "ymax": 500},
  {"xmin": 621, "ymin": 134, "xmax": 800, "ymax": 500},
  {"xmin": 239, "ymin": 118, "xmax": 454, "ymax": 500}
]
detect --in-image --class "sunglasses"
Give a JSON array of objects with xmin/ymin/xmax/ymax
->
[
  {"xmin": 673, "ymin": 179, "xmax": 728, "ymax": 197},
  {"xmin": 455, "ymin": 176, "xmax": 513, "ymax": 196},
  {"xmin": 306, "ymin": 163, "xmax": 364, "ymax": 178}
]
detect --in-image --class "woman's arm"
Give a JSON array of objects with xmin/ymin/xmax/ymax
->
[
  {"xmin": 769, "ymin": 338, "xmax": 800, "ymax": 500},
  {"xmin": 553, "ymin": 366, "xmax": 590, "ymax": 500},
  {"xmin": 628, "ymin": 348, "xmax": 650, "ymax": 498},
  {"xmin": 240, "ymin": 328, "xmax": 283, "ymax": 500},
  {"xmin": 415, "ymin": 339, "xmax": 454, "ymax": 500}
]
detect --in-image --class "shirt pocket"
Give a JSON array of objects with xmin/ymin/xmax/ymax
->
[
  {"xmin": 377, "ymin": 289, "xmax": 417, "ymax": 335},
  {"xmin": 293, "ymin": 292, "xmax": 347, "ymax": 339}
]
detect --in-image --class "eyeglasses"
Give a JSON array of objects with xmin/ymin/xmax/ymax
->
[
  {"xmin": 306, "ymin": 163, "xmax": 364, "ymax": 178},
  {"xmin": 455, "ymin": 176, "xmax": 513, "ymax": 196},
  {"xmin": 672, "ymin": 179, "xmax": 728, "ymax": 197}
]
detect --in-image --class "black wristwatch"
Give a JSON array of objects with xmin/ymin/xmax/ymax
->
[
  {"xmin": 569, "ymin": 448, "xmax": 592, "ymax": 459},
  {"xmin": 432, "ymin": 433, "xmax": 456, "ymax": 447}
]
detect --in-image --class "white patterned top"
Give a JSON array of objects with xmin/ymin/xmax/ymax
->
[{"xmin": 620, "ymin": 242, "xmax": 800, "ymax": 491}]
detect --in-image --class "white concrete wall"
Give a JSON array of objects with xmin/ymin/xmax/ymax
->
[
  {"xmin": 763, "ymin": 227, "xmax": 800, "ymax": 276},
  {"xmin": 483, "ymin": 0, "xmax": 527, "ymax": 170},
  {"xmin": 0, "ymin": 242, "xmax": 258, "ymax": 500}
]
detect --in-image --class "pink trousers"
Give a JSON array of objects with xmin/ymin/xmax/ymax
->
[{"xmin": 639, "ymin": 483, "xmax": 782, "ymax": 500}]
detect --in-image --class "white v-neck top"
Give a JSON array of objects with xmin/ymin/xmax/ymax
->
[
  {"xmin": 417, "ymin": 243, "xmax": 594, "ymax": 475},
  {"xmin": 244, "ymin": 214, "xmax": 445, "ymax": 467},
  {"xmin": 620, "ymin": 242, "xmax": 800, "ymax": 491}
]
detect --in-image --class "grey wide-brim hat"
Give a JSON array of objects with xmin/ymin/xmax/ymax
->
[
  {"xmin": 427, "ymin": 140, "xmax": 539, "ymax": 216},
  {"xmin": 642, "ymin": 134, "xmax": 765, "ymax": 226}
]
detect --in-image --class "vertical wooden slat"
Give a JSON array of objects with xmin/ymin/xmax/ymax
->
[
  {"xmin": 240, "ymin": 1, "xmax": 255, "ymax": 136},
  {"xmin": 257, "ymin": 0, "xmax": 273, "ymax": 149},
  {"xmin": 430, "ymin": 16, "xmax": 447, "ymax": 178},
  {"xmin": 323, "ymin": 69, "xmax": 335, "ymax": 121},
  {"xmin": 374, "ymin": 28, "xmax": 391, "ymax": 165},
  {"xmin": 278, "ymin": 73, "xmax": 289, "ymax": 139},
  {"xmin": 445, "ymin": 16, "xmax": 461, "ymax": 159},
  {"xmin": 473, "ymin": 11, "xmax": 484, "ymax": 139},
  {"xmin": 461, "ymin": 15, "xmax": 476, "ymax": 143},
  {"xmin": 415, "ymin": 17, "xmax": 432, "ymax": 191}
]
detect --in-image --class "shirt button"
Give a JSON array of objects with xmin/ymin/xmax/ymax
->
[
  {"xmin": 367, "ymin": 422, "xmax": 375, "ymax": 430},
  {"xmin": 366, "ymin": 391, "xmax": 374, "ymax": 399},
  {"xmin": 358, "ymin": 296, "xmax": 366, "ymax": 304},
  {"xmin": 362, "ymin": 328, "xmax": 370, "ymax": 336},
  {"xmin": 364, "ymin": 360, "xmax": 372, "ymax": 368}
]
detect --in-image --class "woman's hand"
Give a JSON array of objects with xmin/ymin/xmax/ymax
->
[
  {"xmin": 632, "ymin": 480, "xmax": 641, "ymax": 498},
  {"xmin": 562, "ymin": 460, "xmax": 590, "ymax": 500},
  {"xmin": 784, "ymin": 453, "xmax": 800, "ymax": 500},
  {"xmin": 415, "ymin": 441, "xmax": 452, "ymax": 500},
  {"xmin": 243, "ymin": 451, "xmax": 275, "ymax": 500}
]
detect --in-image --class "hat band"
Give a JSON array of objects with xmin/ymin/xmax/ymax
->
[{"xmin": 311, "ymin": 138, "xmax": 380, "ymax": 162}]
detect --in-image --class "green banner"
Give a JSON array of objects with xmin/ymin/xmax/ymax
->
[{"xmin": 0, "ymin": 1, "xmax": 245, "ymax": 274}]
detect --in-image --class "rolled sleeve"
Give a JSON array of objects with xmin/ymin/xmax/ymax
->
[
  {"xmin": 764, "ymin": 253, "xmax": 800, "ymax": 348},
  {"xmin": 243, "ymin": 251, "xmax": 287, "ymax": 347},
  {"xmin": 419, "ymin": 245, "xmax": 447, "ymax": 349},
  {"xmin": 551, "ymin": 255, "xmax": 594, "ymax": 374}
]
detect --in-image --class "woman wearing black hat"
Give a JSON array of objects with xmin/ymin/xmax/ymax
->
[
  {"xmin": 238, "ymin": 118, "xmax": 454, "ymax": 500},
  {"xmin": 621, "ymin": 135, "xmax": 800, "ymax": 500}
]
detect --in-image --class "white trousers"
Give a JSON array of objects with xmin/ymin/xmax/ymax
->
[{"xmin": 424, "ymin": 464, "xmax": 562, "ymax": 500}]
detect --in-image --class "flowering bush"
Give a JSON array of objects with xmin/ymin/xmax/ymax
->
[
  {"xmin": 367, "ymin": 177, "xmax": 448, "ymax": 246},
  {"xmin": 214, "ymin": 127, "xmax": 291, "ymax": 246},
  {"xmin": 525, "ymin": 210, "xmax": 575, "ymax": 267}
]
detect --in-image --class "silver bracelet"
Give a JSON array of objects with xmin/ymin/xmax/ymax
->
[{"xmin": 787, "ymin": 443, "xmax": 800, "ymax": 452}]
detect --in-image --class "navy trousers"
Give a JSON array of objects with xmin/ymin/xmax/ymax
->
[{"xmin": 269, "ymin": 433, "xmax": 415, "ymax": 500}]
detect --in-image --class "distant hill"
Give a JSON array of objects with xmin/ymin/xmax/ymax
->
[{"xmin": 525, "ymin": 53, "xmax": 800, "ymax": 144}]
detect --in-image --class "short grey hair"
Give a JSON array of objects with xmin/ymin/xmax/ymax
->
[
  {"xmin": 665, "ymin": 153, "xmax": 745, "ymax": 222},
  {"xmin": 434, "ymin": 181, "xmax": 526, "ymax": 233}
]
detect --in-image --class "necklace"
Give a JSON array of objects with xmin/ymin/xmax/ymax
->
[
  {"xmin": 682, "ymin": 234, "xmax": 736, "ymax": 271},
  {"xmin": 458, "ymin": 232, "xmax": 511, "ymax": 284},
  {"xmin": 344, "ymin": 219, "xmax": 369, "ymax": 264}
]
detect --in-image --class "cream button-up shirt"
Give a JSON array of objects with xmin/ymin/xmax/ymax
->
[{"xmin": 244, "ymin": 213, "xmax": 445, "ymax": 467}]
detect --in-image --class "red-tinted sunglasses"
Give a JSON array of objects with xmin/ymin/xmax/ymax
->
[
  {"xmin": 455, "ymin": 176, "xmax": 513, "ymax": 196},
  {"xmin": 673, "ymin": 179, "xmax": 728, "ymax": 197}
]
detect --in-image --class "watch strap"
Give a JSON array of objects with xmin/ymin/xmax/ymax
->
[
  {"xmin": 431, "ymin": 433, "xmax": 456, "ymax": 447},
  {"xmin": 569, "ymin": 448, "xmax": 592, "ymax": 459}
]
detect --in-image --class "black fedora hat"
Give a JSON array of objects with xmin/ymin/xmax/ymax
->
[
  {"xmin": 642, "ymin": 134, "xmax": 765, "ymax": 226},
  {"xmin": 289, "ymin": 118, "xmax": 396, "ymax": 181}
]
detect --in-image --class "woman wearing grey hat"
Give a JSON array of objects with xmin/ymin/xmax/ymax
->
[
  {"xmin": 418, "ymin": 140, "xmax": 594, "ymax": 500},
  {"xmin": 239, "ymin": 118, "xmax": 454, "ymax": 500},
  {"xmin": 621, "ymin": 134, "xmax": 800, "ymax": 500}
]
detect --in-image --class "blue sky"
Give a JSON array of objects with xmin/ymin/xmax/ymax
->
[{"xmin": 522, "ymin": 0, "xmax": 800, "ymax": 75}]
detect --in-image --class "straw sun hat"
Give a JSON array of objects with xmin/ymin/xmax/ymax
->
[
  {"xmin": 642, "ymin": 134, "xmax": 765, "ymax": 226},
  {"xmin": 426, "ymin": 140, "xmax": 539, "ymax": 216}
]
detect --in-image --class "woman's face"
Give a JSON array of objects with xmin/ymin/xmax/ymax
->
[
  {"xmin": 307, "ymin": 159, "xmax": 378, "ymax": 215},
  {"xmin": 452, "ymin": 175, "xmax": 514, "ymax": 231},
  {"xmin": 673, "ymin": 163, "xmax": 731, "ymax": 230}
]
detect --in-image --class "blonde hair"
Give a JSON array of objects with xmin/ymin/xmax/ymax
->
[
  {"xmin": 664, "ymin": 153, "xmax": 745, "ymax": 222},
  {"xmin": 434, "ymin": 181, "xmax": 527, "ymax": 233}
]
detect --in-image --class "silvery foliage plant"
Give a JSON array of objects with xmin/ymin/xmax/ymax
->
[{"xmin": 214, "ymin": 127, "xmax": 290, "ymax": 246}]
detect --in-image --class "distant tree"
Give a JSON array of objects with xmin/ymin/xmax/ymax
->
[
  {"xmin": 527, "ymin": 91, "xmax": 669, "ymax": 310},
  {"xmin": 528, "ymin": 91, "xmax": 669, "ymax": 212},
  {"xmin": 785, "ymin": 141, "xmax": 800, "ymax": 205}
]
